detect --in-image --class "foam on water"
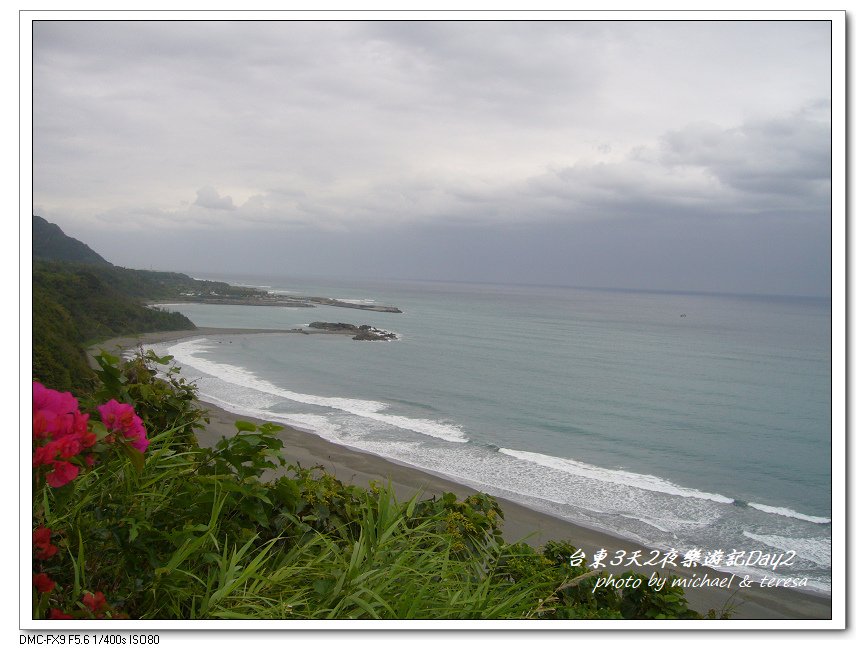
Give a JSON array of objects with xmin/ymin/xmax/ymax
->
[
  {"xmin": 166, "ymin": 338, "xmax": 466, "ymax": 443},
  {"xmin": 499, "ymin": 448, "xmax": 735, "ymax": 504},
  {"xmin": 743, "ymin": 532, "xmax": 832, "ymax": 567},
  {"xmin": 620, "ymin": 513, "xmax": 672, "ymax": 533},
  {"xmin": 747, "ymin": 502, "xmax": 831, "ymax": 525},
  {"xmin": 189, "ymin": 383, "xmax": 347, "ymax": 442},
  {"xmin": 336, "ymin": 298, "xmax": 376, "ymax": 304}
]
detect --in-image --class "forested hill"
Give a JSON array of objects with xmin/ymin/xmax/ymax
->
[
  {"xmin": 32, "ymin": 216, "xmax": 198, "ymax": 392},
  {"xmin": 33, "ymin": 215, "xmax": 110, "ymax": 265}
]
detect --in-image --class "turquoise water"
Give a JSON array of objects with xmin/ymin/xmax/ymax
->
[{"xmin": 153, "ymin": 276, "xmax": 832, "ymax": 593}]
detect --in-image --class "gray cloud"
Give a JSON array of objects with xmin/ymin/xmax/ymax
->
[
  {"xmin": 194, "ymin": 186, "xmax": 236, "ymax": 211},
  {"xmin": 657, "ymin": 111, "xmax": 830, "ymax": 205}
]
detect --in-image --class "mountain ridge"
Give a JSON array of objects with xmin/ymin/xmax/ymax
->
[{"xmin": 33, "ymin": 214, "xmax": 111, "ymax": 265}]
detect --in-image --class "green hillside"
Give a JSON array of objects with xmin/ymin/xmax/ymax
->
[{"xmin": 31, "ymin": 217, "xmax": 198, "ymax": 392}]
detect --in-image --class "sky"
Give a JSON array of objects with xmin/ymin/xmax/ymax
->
[{"xmin": 30, "ymin": 18, "xmax": 834, "ymax": 296}]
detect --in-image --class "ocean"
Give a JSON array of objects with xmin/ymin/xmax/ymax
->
[{"xmin": 151, "ymin": 275, "xmax": 832, "ymax": 594}]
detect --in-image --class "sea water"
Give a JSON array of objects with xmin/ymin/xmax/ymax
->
[{"xmin": 152, "ymin": 275, "xmax": 832, "ymax": 594}]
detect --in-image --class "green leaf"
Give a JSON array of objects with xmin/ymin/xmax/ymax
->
[
  {"xmin": 145, "ymin": 351, "xmax": 174, "ymax": 365},
  {"xmin": 313, "ymin": 579, "xmax": 334, "ymax": 595},
  {"xmin": 235, "ymin": 420, "xmax": 257, "ymax": 432},
  {"xmin": 97, "ymin": 350, "xmax": 121, "ymax": 366},
  {"xmin": 274, "ymin": 477, "xmax": 301, "ymax": 509},
  {"xmin": 123, "ymin": 446, "xmax": 146, "ymax": 474}
]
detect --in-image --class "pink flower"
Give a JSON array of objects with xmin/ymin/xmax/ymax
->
[
  {"xmin": 49, "ymin": 608, "xmax": 73, "ymax": 620},
  {"xmin": 33, "ymin": 526, "xmax": 58, "ymax": 560},
  {"xmin": 32, "ymin": 383, "xmax": 103, "ymax": 489},
  {"xmin": 33, "ymin": 442, "xmax": 58, "ymax": 467},
  {"xmin": 33, "ymin": 382, "xmax": 78, "ymax": 417},
  {"xmin": 36, "ymin": 542, "xmax": 58, "ymax": 560},
  {"xmin": 32, "ymin": 382, "xmax": 89, "ymax": 441},
  {"xmin": 55, "ymin": 435, "xmax": 83, "ymax": 459},
  {"xmin": 99, "ymin": 400, "xmax": 149, "ymax": 452},
  {"xmin": 33, "ymin": 527, "xmax": 51, "ymax": 547},
  {"xmin": 48, "ymin": 411, "xmax": 89, "ymax": 440},
  {"xmin": 46, "ymin": 461, "xmax": 79, "ymax": 488},
  {"xmin": 33, "ymin": 573, "xmax": 55, "ymax": 593},
  {"xmin": 82, "ymin": 591, "xmax": 107, "ymax": 613},
  {"xmin": 33, "ymin": 432, "xmax": 93, "ymax": 466},
  {"xmin": 32, "ymin": 410, "xmax": 52, "ymax": 440},
  {"xmin": 79, "ymin": 430, "xmax": 97, "ymax": 449}
]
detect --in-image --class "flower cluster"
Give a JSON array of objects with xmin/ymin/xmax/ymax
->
[
  {"xmin": 33, "ymin": 523, "xmax": 119, "ymax": 619},
  {"xmin": 33, "ymin": 572, "xmax": 55, "ymax": 594},
  {"xmin": 98, "ymin": 399, "xmax": 149, "ymax": 452},
  {"xmin": 46, "ymin": 591, "xmax": 112, "ymax": 620},
  {"xmin": 32, "ymin": 382, "xmax": 150, "ymax": 487},
  {"xmin": 33, "ymin": 527, "xmax": 57, "ymax": 560},
  {"xmin": 32, "ymin": 526, "xmax": 57, "ymax": 599},
  {"xmin": 32, "ymin": 383, "xmax": 97, "ymax": 487},
  {"xmin": 32, "ymin": 382, "xmax": 143, "ymax": 620}
]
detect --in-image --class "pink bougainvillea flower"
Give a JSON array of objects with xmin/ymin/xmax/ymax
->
[
  {"xmin": 55, "ymin": 435, "xmax": 83, "ymax": 459},
  {"xmin": 97, "ymin": 399, "xmax": 134, "ymax": 431},
  {"xmin": 33, "ymin": 527, "xmax": 51, "ymax": 547},
  {"xmin": 98, "ymin": 400, "xmax": 149, "ymax": 452},
  {"xmin": 33, "ymin": 573, "xmax": 55, "ymax": 594},
  {"xmin": 36, "ymin": 542, "xmax": 59, "ymax": 560},
  {"xmin": 33, "ymin": 382, "xmax": 78, "ymax": 417},
  {"xmin": 32, "ymin": 383, "xmax": 101, "ymax": 489},
  {"xmin": 32, "ymin": 382, "xmax": 90, "ymax": 441},
  {"xmin": 35, "ymin": 431, "xmax": 97, "ymax": 463},
  {"xmin": 33, "ymin": 527, "xmax": 58, "ymax": 560},
  {"xmin": 79, "ymin": 430, "xmax": 97, "ymax": 448},
  {"xmin": 32, "ymin": 448, "xmax": 47, "ymax": 467},
  {"xmin": 33, "ymin": 441, "xmax": 59, "ymax": 467},
  {"xmin": 67, "ymin": 411, "xmax": 90, "ymax": 438},
  {"xmin": 36, "ymin": 544, "xmax": 58, "ymax": 560},
  {"xmin": 33, "ymin": 408, "xmax": 69, "ymax": 441},
  {"xmin": 82, "ymin": 591, "xmax": 107, "ymax": 613},
  {"xmin": 32, "ymin": 410, "xmax": 52, "ymax": 440},
  {"xmin": 49, "ymin": 608, "xmax": 73, "ymax": 620},
  {"xmin": 47, "ymin": 411, "xmax": 89, "ymax": 440},
  {"xmin": 37, "ymin": 431, "xmax": 98, "ymax": 462},
  {"xmin": 45, "ymin": 461, "xmax": 80, "ymax": 488}
]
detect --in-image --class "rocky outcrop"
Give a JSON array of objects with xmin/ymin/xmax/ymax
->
[{"xmin": 308, "ymin": 322, "xmax": 397, "ymax": 341}]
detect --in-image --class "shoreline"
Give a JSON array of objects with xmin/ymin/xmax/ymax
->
[{"xmin": 90, "ymin": 327, "xmax": 833, "ymax": 621}]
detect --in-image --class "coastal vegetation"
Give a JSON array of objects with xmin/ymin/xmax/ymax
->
[{"xmin": 32, "ymin": 260, "xmax": 196, "ymax": 392}]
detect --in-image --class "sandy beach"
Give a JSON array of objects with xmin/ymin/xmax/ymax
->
[{"xmin": 91, "ymin": 327, "xmax": 834, "ymax": 621}]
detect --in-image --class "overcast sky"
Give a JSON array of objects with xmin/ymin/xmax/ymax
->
[{"xmin": 31, "ymin": 19, "xmax": 832, "ymax": 296}]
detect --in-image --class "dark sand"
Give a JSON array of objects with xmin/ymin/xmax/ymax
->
[{"xmin": 90, "ymin": 328, "xmax": 834, "ymax": 621}]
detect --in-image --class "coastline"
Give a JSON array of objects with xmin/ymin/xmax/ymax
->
[{"xmin": 90, "ymin": 327, "xmax": 833, "ymax": 621}]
